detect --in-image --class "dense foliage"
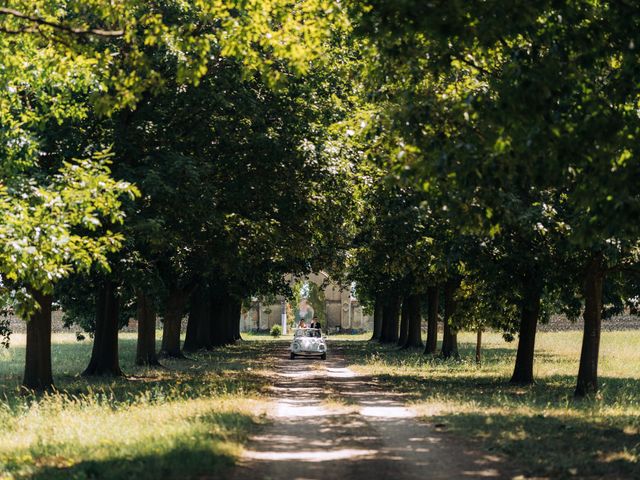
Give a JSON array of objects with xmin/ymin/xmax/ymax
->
[{"xmin": 0, "ymin": 1, "xmax": 638, "ymax": 400}]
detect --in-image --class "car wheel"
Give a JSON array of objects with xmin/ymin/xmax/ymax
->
[
  {"xmin": 321, "ymin": 353, "xmax": 326, "ymax": 360},
  {"xmin": 290, "ymin": 352, "xmax": 295, "ymax": 360}
]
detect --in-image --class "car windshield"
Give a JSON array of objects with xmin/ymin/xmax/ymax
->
[{"xmin": 294, "ymin": 329, "xmax": 322, "ymax": 338}]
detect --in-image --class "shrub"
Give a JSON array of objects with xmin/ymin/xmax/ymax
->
[{"xmin": 270, "ymin": 325, "xmax": 282, "ymax": 337}]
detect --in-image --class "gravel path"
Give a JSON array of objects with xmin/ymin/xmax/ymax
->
[{"xmin": 230, "ymin": 344, "xmax": 520, "ymax": 480}]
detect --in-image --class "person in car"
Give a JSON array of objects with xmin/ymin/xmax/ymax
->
[
  {"xmin": 310, "ymin": 316, "xmax": 321, "ymax": 330},
  {"xmin": 298, "ymin": 319, "xmax": 307, "ymax": 328}
]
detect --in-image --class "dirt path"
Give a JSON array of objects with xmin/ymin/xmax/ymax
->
[{"xmin": 230, "ymin": 344, "xmax": 518, "ymax": 480}]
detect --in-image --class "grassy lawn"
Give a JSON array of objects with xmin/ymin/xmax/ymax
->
[
  {"xmin": 341, "ymin": 330, "xmax": 640, "ymax": 479},
  {"xmin": 2, "ymin": 330, "xmax": 637, "ymax": 479},
  {"xmin": 0, "ymin": 333, "xmax": 276, "ymax": 480}
]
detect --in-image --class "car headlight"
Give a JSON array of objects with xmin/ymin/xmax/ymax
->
[
  {"xmin": 319, "ymin": 344, "xmax": 326, "ymax": 350},
  {"xmin": 292, "ymin": 342, "xmax": 301, "ymax": 351}
]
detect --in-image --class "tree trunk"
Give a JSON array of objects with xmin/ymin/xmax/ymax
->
[
  {"xmin": 83, "ymin": 280, "xmax": 123, "ymax": 376},
  {"xmin": 233, "ymin": 299, "xmax": 242, "ymax": 341},
  {"xmin": 183, "ymin": 304, "xmax": 199, "ymax": 352},
  {"xmin": 209, "ymin": 290, "xmax": 228, "ymax": 347},
  {"xmin": 210, "ymin": 287, "xmax": 238, "ymax": 347},
  {"xmin": 476, "ymin": 330, "xmax": 482, "ymax": 365},
  {"xmin": 183, "ymin": 285, "xmax": 211, "ymax": 352},
  {"xmin": 441, "ymin": 278, "xmax": 460, "ymax": 359},
  {"xmin": 403, "ymin": 294, "xmax": 423, "ymax": 348},
  {"xmin": 510, "ymin": 275, "xmax": 543, "ymax": 385},
  {"xmin": 197, "ymin": 291, "xmax": 213, "ymax": 349},
  {"xmin": 370, "ymin": 298, "xmax": 383, "ymax": 341},
  {"xmin": 380, "ymin": 296, "xmax": 400, "ymax": 343},
  {"xmin": 257, "ymin": 302, "xmax": 262, "ymax": 332},
  {"xmin": 424, "ymin": 286, "xmax": 439, "ymax": 355},
  {"xmin": 22, "ymin": 290, "xmax": 54, "ymax": 392},
  {"xmin": 135, "ymin": 291, "xmax": 161, "ymax": 366},
  {"xmin": 398, "ymin": 297, "xmax": 410, "ymax": 346},
  {"xmin": 222, "ymin": 297, "xmax": 241, "ymax": 344},
  {"xmin": 379, "ymin": 297, "xmax": 389, "ymax": 341},
  {"xmin": 160, "ymin": 289, "xmax": 187, "ymax": 358},
  {"xmin": 575, "ymin": 253, "xmax": 605, "ymax": 397}
]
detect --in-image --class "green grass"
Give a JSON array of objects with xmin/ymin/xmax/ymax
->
[
  {"xmin": 340, "ymin": 330, "xmax": 640, "ymax": 479},
  {"xmin": 0, "ymin": 333, "xmax": 275, "ymax": 480},
  {"xmin": 2, "ymin": 330, "xmax": 638, "ymax": 479}
]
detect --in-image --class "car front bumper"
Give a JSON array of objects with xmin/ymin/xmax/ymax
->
[{"xmin": 292, "ymin": 350, "xmax": 326, "ymax": 356}]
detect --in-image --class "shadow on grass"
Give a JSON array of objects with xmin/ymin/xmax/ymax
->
[
  {"xmin": 0, "ymin": 339, "xmax": 284, "ymax": 480},
  {"xmin": 0, "ymin": 338, "xmax": 288, "ymax": 409},
  {"xmin": 6, "ymin": 410, "xmax": 255, "ymax": 480},
  {"xmin": 433, "ymin": 410, "xmax": 640, "ymax": 479},
  {"xmin": 339, "ymin": 339, "xmax": 640, "ymax": 407},
  {"xmin": 338, "ymin": 339, "xmax": 640, "ymax": 479},
  {"xmin": 340, "ymin": 339, "xmax": 540, "ymax": 367},
  {"xmin": 371, "ymin": 372, "xmax": 640, "ymax": 409}
]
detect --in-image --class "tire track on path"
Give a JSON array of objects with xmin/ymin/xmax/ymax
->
[{"xmin": 230, "ymin": 342, "xmax": 520, "ymax": 480}]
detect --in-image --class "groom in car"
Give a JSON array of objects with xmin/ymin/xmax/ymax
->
[{"xmin": 310, "ymin": 316, "xmax": 321, "ymax": 330}]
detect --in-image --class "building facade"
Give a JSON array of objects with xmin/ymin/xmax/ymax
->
[{"xmin": 240, "ymin": 272, "xmax": 373, "ymax": 332}]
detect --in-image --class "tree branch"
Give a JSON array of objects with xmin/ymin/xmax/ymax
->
[
  {"xmin": 451, "ymin": 53, "xmax": 493, "ymax": 77},
  {"xmin": 36, "ymin": 26, "xmax": 76, "ymax": 52},
  {"xmin": 0, "ymin": 7, "xmax": 124, "ymax": 37},
  {"xmin": 0, "ymin": 25, "xmax": 37, "ymax": 34},
  {"xmin": 606, "ymin": 262, "xmax": 640, "ymax": 275}
]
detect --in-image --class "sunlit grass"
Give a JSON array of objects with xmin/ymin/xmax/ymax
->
[
  {"xmin": 341, "ymin": 330, "xmax": 640, "ymax": 479},
  {"xmin": 0, "ymin": 333, "xmax": 273, "ymax": 480},
  {"xmin": 2, "ymin": 329, "xmax": 638, "ymax": 479}
]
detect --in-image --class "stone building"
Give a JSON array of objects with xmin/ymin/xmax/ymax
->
[{"xmin": 240, "ymin": 272, "xmax": 372, "ymax": 332}]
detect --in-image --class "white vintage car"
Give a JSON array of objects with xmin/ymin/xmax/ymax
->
[{"xmin": 290, "ymin": 328, "xmax": 327, "ymax": 360}]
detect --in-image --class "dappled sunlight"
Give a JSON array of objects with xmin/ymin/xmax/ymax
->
[
  {"xmin": 245, "ymin": 447, "xmax": 378, "ymax": 462},
  {"xmin": 335, "ymin": 332, "xmax": 640, "ymax": 478},
  {"xmin": 0, "ymin": 392, "xmax": 266, "ymax": 478},
  {"xmin": 326, "ymin": 366, "xmax": 357, "ymax": 378},
  {"xmin": 2, "ymin": 331, "xmax": 637, "ymax": 479},
  {"xmin": 600, "ymin": 450, "xmax": 638, "ymax": 464},
  {"xmin": 360, "ymin": 405, "xmax": 415, "ymax": 418},
  {"xmin": 0, "ymin": 334, "xmax": 278, "ymax": 479},
  {"xmin": 231, "ymin": 343, "xmax": 515, "ymax": 480},
  {"xmin": 275, "ymin": 401, "xmax": 332, "ymax": 418}
]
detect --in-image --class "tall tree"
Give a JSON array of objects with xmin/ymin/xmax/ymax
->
[
  {"xmin": 83, "ymin": 279, "xmax": 123, "ymax": 376},
  {"xmin": 135, "ymin": 291, "xmax": 161, "ymax": 366},
  {"xmin": 441, "ymin": 278, "xmax": 460, "ymax": 359},
  {"xmin": 352, "ymin": 0, "xmax": 640, "ymax": 395},
  {"xmin": 423, "ymin": 286, "xmax": 439, "ymax": 355},
  {"xmin": 403, "ymin": 294, "xmax": 423, "ymax": 349}
]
